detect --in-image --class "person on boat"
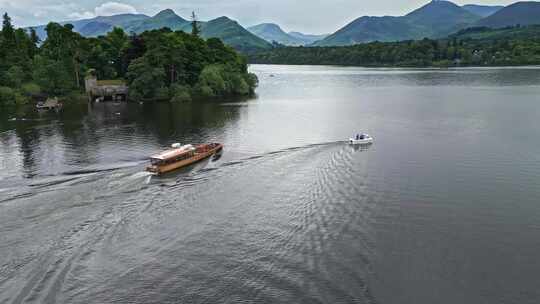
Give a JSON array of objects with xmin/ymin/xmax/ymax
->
[{"xmin": 356, "ymin": 134, "xmax": 360, "ymax": 140}]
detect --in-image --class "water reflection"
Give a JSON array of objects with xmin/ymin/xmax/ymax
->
[
  {"xmin": 0, "ymin": 100, "xmax": 244, "ymax": 181},
  {"xmin": 350, "ymin": 143, "xmax": 373, "ymax": 153},
  {"xmin": 2, "ymin": 65, "xmax": 540, "ymax": 304}
]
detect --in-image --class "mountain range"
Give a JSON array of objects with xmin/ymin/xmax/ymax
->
[
  {"xmin": 476, "ymin": 1, "xmax": 540, "ymax": 27},
  {"xmin": 314, "ymin": 1, "xmax": 540, "ymax": 46},
  {"xmin": 462, "ymin": 4, "xmax": 505, "ymax": 17},
  {"xmin": 31, "ymin": 10, "xmax": 272, "ymax": 52},
  {"xmin": 28, "ymin": 1, "xmax": 540, "ymax": 51},
  {"xmin": 247, "ymin": 23, "xmax": 327, "ymax": 46}
]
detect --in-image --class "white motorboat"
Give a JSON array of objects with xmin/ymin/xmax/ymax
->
[{"xmin": 349, "ymin": 134, "xmax": 373, "ymax": 145}]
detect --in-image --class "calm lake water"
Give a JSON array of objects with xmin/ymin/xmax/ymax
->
[{"xmin": 2, "ymin": 65, "xmax": 540, "ymax": 304}]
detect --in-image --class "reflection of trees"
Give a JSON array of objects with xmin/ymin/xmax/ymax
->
[
  {"xmin": 135, "ymin": 101, "xmax": 243, "ymax": 145},
  {"xmin": 1, "ymin": 99, "xmax": 246, "ymax": 178},
  {"xmin": 1, "ymin": 108, "xmax": 44, "ymax": 178}
]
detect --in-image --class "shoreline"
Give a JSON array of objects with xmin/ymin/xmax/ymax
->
[{"xmin": 249, "ymin": 62, "xmax": 540, "ymax": 69}]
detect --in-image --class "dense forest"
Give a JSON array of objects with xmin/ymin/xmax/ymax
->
[
  {"xmin": 250, "ymin": 26, "xmax": 540, "ymax": 67},
  {"xmin": 0, "ymin": 13, "xmax": 258, "ymax": 107}
]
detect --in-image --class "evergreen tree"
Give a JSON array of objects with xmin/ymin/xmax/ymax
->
[
  {"xmin": 191, "ymin": 11, "xmax": 200, "ymax": 37},
  {"xmin": 2, "ymin": 13, "xmax": 15, "ymax": 47}
]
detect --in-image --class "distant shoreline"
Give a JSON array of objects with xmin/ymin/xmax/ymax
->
[{"xmin": 248, "ymin": 63, "xmax": 540, "ymax": 69}]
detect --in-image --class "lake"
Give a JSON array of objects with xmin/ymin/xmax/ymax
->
[{"xmin": 1, "ymin": 65, "xmax": 540, "ymax": 303}]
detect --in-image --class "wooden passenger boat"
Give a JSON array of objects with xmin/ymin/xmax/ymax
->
[{"xmin": 146, "ymin": 143, "xmax": 223, "ymax": 175}]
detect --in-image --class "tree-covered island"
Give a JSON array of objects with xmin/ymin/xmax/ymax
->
[{"xmin": 0, "ymin": 13, "xmax": 258, "ymax": 107}]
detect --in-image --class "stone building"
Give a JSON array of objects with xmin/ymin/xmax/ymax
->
[{"xmin": 85, "ymin": 69, "xmax": 128, "ymax": 102}]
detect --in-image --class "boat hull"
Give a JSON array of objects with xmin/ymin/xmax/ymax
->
[
  {"xmin": 146, "ymin": 144, "xmax": 223, "ymax": 175},
  {"xmin": 349, "ymin": 138, "xmax": 373, "ymax": 145}
]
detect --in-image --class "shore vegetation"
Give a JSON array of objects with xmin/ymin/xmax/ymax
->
[{"xmin": 0, "ymin": 13, "xmax": 257, "ymax": 107}]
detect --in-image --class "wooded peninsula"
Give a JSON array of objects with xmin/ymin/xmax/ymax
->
[
  {"xmin": 249, "ymin": 26, "xmax": 540, "ymax": 67},
  {"xmin": 0, "ymin": 13, "xmax": 258, "ymax": 107}
]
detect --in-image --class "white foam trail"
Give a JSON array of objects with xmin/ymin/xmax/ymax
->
[{"xmin": 132, "ymin": 171, "xmax": 154, "ymax": 184}]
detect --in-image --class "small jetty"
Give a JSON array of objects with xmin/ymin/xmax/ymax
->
[{"xmin": 36, "ymin": 97, "xmax": 62, "ymax": 110}]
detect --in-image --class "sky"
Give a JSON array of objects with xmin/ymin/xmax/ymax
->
[{"xmin": 1, "ymin": 0, "xmax": 518, "ymax": 34}]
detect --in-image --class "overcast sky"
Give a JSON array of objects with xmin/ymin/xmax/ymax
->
[{"xmin": 2, "ymin": 0, "xmax": 517, "ymax": 34}]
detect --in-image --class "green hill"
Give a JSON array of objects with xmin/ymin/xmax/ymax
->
[
  {"xmin": 462, "ymin": 4, "xmax": 504, "ymax": 17},
  {"xmin": 248, "ymin": 23, "xmax": 305, "ymax": 46},
  {"xmin": 250, "ymin": 23, "xmax": 540, "ymax": 67},
  {"xmin": 79, "ymin": 22, "xmax": 113, "ymax": 37},
  {"xmin": 405, "ymin": 0, "xmax": 480, "ymax": 36},
  {"xmin": 288, "ymin": 32, "xmax": 328, "ymax": 45},
  {"xmin": 199, "ymin": 17, "xmax": 272, "ymax": 52},
  {"xmin": 476, "ymin": 2, "xmax": 540, "ymax": 28},
  {"xmin": 314, "ymin": 0, "xmax": 481, "ymax": 46},
  {"xmin": 124, "ymin": 9, "xmax": 189, "ymax": 33},
  {"xmin": 29, "ymin": 10, "xmax": 271, "ymax": 53},
  {"xmin": 452, "ymin": 24, "xmax": 540, "ymax": 40},
  {"xmin": 314, "ymin": 16, "xmax": 423, "ymax": 46},
  {"xmin": 31, "ymin": 13, "xmax": 150, "ymax": 40}
]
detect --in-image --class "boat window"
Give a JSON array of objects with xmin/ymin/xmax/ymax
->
[{"xmin": 151, "ymin": 158, "xmax": 164, "ymax": 166}]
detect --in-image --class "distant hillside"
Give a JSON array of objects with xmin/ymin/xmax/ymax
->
[
  {"xmin": 31, "ymin": 13, "xmax": 150, "ymax": 40},
  {"xmin": 200, "ymin": 17, "xmax": 272, "ymax": 52},
  {"xmin": 314, "ymin": 0, "xmax": 480, "ymax": 46},
  {"xmin": 248, "ymin": 23, "xmax": 305, "ymax": 46},
  {"xmin": 452, "ymin": 24, "xmax": 540, "ymax": 40},
  {"xmin": 124, "ymin": 9, "xmax": 189, "ymax": 33},
  {"xmin": 476, "ymin": 1, "xmax": 540, "ymax": 28},
  {"xmin": 29, "ymin": 10, "xmax": 272, "ymax": 52},
  {"xmin": 288, "ymin": 32, "xmax": 328, "ymax": 44},
  {"xmin": 314, "ymin": 16, "xmax": 423, "ymax": 46},
  {"xmin": 462, "ymin": 4, "xmax": 504, "ymax": 17},
  {"xmin": 404, "ymin": 0, "xmax": 480, "ymax": 36},
  {"xmin": 250, "ymin": 23, "xmax": 540, "ymax": 67},
  {"xmin": 79, "ymin": 22, "xmax": 113, "ymax": 37}
]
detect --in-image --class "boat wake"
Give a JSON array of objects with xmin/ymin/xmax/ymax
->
[{"xmin": 0, "ymin": 138, "xmax": 379, "ymax": 304}]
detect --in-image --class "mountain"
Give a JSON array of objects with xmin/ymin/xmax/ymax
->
[
  {"xmin": 404, "ymin": 0, "xmax": 480, "ymax": 36},
  {"xmin": 314, "ymin": 16, "xmax": 422, "ymax": 46},
  {"xmin": 288, "ymin": 32, "xmax": 328, "ymax": 45},
  {"xmin": 29, "ymin": 10, "xmax": 271, "ymax": 52},
  {"xmin": 462, "ymin": 4, "xmax": 504, "ymax": 17},
  {"xmin": 314, "ymin": 0, "xmax": 480, "ymax": 46},
  {"xmin": 124, "ymin": 9, "xmax": 189, "ymax": 33},
  {"xmin": 78, "ymin": 22, "xmax": 113, "ymax": 37},
  {"xmin": 200, "ymin": 17, "xmax": 272, "ymax": 52},
  {"xmin": 31, "ymin": 13, "xmax": 151, "ymax": 40},
  {"xmin": 248, "ymin": 23, "xmax": 305, "ymax": 45},
  {"xmin": 248, "ymin": 23, "xmax": 329, "ymax": 46},
  {"xmin": 476, "ymin": 2, "xmax": 540, "ymax": 28},
  {"xmin": 121, "ymin": 11, "xmax": 272, "ymax": 51}
]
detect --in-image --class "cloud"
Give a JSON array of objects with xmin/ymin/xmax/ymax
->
[
  {"xmin": 94, "ymin": 2, "xmax": 138, "ymax": 16},
  {"xmin": 68, "ymin": 11, "xmax": 96, "ymax": 20},
  {"xmin": 66, "ymin": 2, "xmax": 138, "ymax": 21}
]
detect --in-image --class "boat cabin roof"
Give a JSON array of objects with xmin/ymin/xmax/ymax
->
[{"xmin": 150, "ymin": 147, "xmax": 194, "ymax": 161}]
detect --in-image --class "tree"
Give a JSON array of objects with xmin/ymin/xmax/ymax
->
[
  {"xmin": 125, "ymin": 57, "xmax": 166, "ymax": 100},
  {"xmin": 1, "ymin": 13, "xmax": 16, "ymax": 75},
  {"xmin": 40, "ymin": 23, "xmax": 84, "ymax": 89},
  {"xmin": 191, "ymin": 11, "xmax": 201, "ymax": 37},
  {"xmin": 32, "ymin": 55, "xmax": 73, "ymax": 95},
  {"xmin": 5, "ymin": 66, "xmax": 24, "ymax": 88},
  {"xmin": 105, "ymin": 27, "xmax": 129, "ymax": 77},
  {"xmin": 2, "ymin": 13, "xmax": 15, "ymax": 48},
  {"xmin": 121, "ymin": 33, "xmax": 146, "ymax": 77},
  {"xmin": 0, "ymin": 86, "xmax": 15, "ymax": 106},
  {"xmin": 28, "ymin": 28, "xmax": 40, "ymax": 58},
  {"xmin": 1, "ymin": 19, "xmax": 256, "ymax": 102}
]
